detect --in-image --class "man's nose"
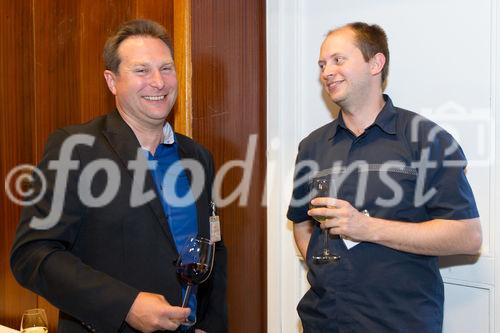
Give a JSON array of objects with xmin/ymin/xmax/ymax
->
[
  {"xmin": 149, "ymin": 70, "xmax": 165, "ymax": 89},
  {"xmin": 321, "ymin": 64, "xmax": 335, "ymax": 80}
]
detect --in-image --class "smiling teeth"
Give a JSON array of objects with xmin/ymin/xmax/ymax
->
[{"xmin": 144, "ymin": 95, "xmax": 165, "ymax": 101}]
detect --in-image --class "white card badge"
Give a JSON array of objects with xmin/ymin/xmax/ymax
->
[
  {"xmin": 210, "ymin": 201, "xmax": 221, "ymax": 242},
  {"xmin": 210, "ymin": 215, "xmax": 221, "ymax": 243},
  {"xmin": 342, "ymin": 209, "xmax": 370, "ymax": 250}
]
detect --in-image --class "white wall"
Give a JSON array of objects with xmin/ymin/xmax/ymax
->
[{"xmin": 267, "ymin": 0, "xmax": 499, "ymax": 332}]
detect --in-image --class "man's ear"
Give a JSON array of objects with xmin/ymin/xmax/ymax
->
[
  {"xmin": 369, "ymin": 53, "xmax": 386, "ymax": 76},
  {"xmin": 104, "ymin": 70, "xmax": 117, "ymax": 95}
]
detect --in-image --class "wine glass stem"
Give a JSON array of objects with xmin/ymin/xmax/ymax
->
[
  {"xmin": 323, "ymin": 229, "xmax": 329, "ymax": 252},
  {"xmin": 182, "ymin": 283, "xmax": 193, "ymax": 308}
]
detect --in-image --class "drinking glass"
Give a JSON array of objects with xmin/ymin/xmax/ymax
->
[
  {"xmin": 176, "ymin": 236, "xmax": 215, "ymax": 326},
  {"xmin": 20, "ymin": 308, "xmax": 48, "ymax": 333},
  {"xmin": 309, "ymin": 178, "xmax": 340, "ymax": 264}
]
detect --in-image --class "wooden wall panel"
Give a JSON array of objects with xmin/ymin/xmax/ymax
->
[
  {"xmin": 191, "ymin": 1, "xmax": 267, "ymax": 332},
  {"xmin": 0, "ymin": 0, "xmax": 37, "ymax": 329},
  {"xmin": 77, "ymin": 0, "xmax": 134, "ymax": 123},
  {"xmin": 33, "ymin": 0, "xmax": 82, "ymax": 160},
  {"xmin": 135, "ymin": 0, "xmax": 174, "ymax": 31},
  {"xmin": 172, "ymin": 0, "xmax": 193, "ymax": 136}
]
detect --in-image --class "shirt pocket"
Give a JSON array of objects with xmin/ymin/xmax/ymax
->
[{"xmin": 363, "ymin": 163, "xmax": 419, "ymax": 218}]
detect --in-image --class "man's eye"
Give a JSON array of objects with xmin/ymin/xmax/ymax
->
[
  {"xmin": 161, "ymin": 66, "xmax": 173, "ymax": 72},
  {"xmin": 335, "ymin": 57, "xmax": 344, "ymax": 64},
  {"xmin": 135, "ymin": 68, "xmax": 147, "ymax": 73}
]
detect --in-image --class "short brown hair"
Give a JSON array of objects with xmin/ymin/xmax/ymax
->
[
  {"xmin": 103, "ymin": 19, "xmax": 173, "ymax": 73},
  {"xmin": 329, "ymin": 22, "xmax": 390, "ymax": 90}
]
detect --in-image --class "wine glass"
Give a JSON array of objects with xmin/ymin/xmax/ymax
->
[
  {"xmin": 20, "ymin": 308, "xmax": 48, "ymax": 333},
  {"xmin": 309, "ymin": 177, "xmax": 340, "ymax": 264},
  {"xmin": 176, "ymin": 236, "xmax": 215, "ymax": 326}
]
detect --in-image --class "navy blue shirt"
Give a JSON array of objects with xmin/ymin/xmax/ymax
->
[{"xmin": 287, "ymin": 95, "xmax": 479, "ymax": 332}]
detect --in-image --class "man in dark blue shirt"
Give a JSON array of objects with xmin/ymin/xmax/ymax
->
[{"xmin": 288, "ymin": 22, "xmax": 482, "ymax": 333}]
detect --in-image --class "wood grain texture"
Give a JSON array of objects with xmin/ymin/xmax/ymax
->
[
  {"xmin": 172, "ymin": 0, "xmax": 192, "ymax": 137},
  {"xmin": 33, "ymin": 0, "xmax": 82, "ymax": 161},
  {"xmin": 191, "ymin": 0, "xmax": 267, "ymax": 331},
  {"xmin": 77, "ymin": 0, "xmax": 134, "ymax": 124},
  {"xmin": 0, "ymin": 0, "xmax": 38, "ymax": 329}
]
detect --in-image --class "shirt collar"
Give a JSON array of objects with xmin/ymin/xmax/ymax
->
[
  {"xmin": 161, "ymin": 122, "xmax": 175, "ymax": 144},
  {"xmin": 140, "ymin": 122, "xmax": 175, "ymax": 153},
  {"xmin": 371, "ymin": 94, "xmax": 397, "ymax": 135},
  {"xmin": 329, "ymin": 94, "xmax": 397, "ymax": 139}
]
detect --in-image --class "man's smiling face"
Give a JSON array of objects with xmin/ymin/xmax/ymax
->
[
  {"xmin": 318, "ymin": 28, "xmax": 374, "ymax": 107},
  {"xmin": 105, "ymin": 36, "xmax": 178, "ymax": 128}
]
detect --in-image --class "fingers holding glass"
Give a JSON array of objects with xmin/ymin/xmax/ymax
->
[
  {"xmin": 308, "ymin": 178, "xmax": 340, "ymax": 264},
  {"xmin": 176, "ymin": 236, "xmax": 215, "ymax": 326}
]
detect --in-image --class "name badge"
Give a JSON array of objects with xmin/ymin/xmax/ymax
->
[
  {"xmin": 210, "ymin": 215, "xmax": 221, "ymax": 243},
  {"xmin": 209, "ymin": 201, "xmax": 221, "ymax": 242}
]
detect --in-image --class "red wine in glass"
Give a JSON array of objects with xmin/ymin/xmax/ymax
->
[
  {"xmin": 176, "ymin": 236, "xmax": 215, "ymax": 326},
  {"xmin": 177, "ymin": 262, "xmax": 210, "ymax": 285}
]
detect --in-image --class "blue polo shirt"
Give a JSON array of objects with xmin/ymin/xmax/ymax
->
[
  {"xmin": 287, "ymin": 95, "xmax": 479, "ymax": 332},
  {"xmin": 144, "ymin": 123, "xmax": 198, "ymax": 322}
]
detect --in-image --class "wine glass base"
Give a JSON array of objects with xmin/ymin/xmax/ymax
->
[{"xmin": 312, "ymin": 253, "xmax": 340, "ymax": 264}]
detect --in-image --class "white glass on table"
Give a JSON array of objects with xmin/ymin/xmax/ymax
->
[{"xmin": 20, "ymin": 309, "xmax": 48, "ymax": 333}]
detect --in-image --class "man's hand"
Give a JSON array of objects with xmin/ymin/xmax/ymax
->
[
  {"xmin": 195, "ymin": 330, "xmax": 207, "ymax": 333},
  {"xmin": 126, "ymin": 292, "xmax": 191, "ymax": 332},
  {"xmin": 308, "ymin": 197, "xmax": 371, "ymax": 241}
]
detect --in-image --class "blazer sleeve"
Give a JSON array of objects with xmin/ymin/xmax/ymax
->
[
  {"xmin": 194, "ymin": 149, "xmax": 228, "ymax": 333},
  {"xmin": 10, "ymin": 129, "xmax": 139, "ymax": 332}
]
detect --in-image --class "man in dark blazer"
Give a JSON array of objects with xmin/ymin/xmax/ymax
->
[{"xmin": 10, "ymin": 19, "xmax": 227, "ymax": 333}]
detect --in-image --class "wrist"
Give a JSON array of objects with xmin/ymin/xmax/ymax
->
[{"xmin": 365, "ymin": 216, "xmax": 383, "ymax": 243}]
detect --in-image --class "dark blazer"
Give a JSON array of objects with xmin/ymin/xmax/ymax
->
[{"xmin": 10, "ymin": 111, "xmax": 227, "ymax": 332}]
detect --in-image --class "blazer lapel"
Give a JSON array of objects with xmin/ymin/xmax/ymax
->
[{"xmin": 101, "ymin": 110, "xmax": 178, "ymax": 253}]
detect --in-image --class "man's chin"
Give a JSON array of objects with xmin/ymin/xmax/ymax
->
[
  {"xmin": 144, "ymin": 106, "xmax": 171, "ymax": 119},
  {"xmin": 330, "ymin": 94, "xmax": 345, "ymax": 104}
]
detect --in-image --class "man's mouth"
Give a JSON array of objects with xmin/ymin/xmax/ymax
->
[
  {"xmin": 143, "ymin": 95, "xmax": 166, "ymax": 101},
  {"xmin": 327, "ymin": 80, "xmax": 344, "ymax": 90}
]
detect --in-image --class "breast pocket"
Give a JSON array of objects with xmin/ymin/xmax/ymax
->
[{"xmin": 363, "ymin": 163, "xmax": 420, "ymax": 220}]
